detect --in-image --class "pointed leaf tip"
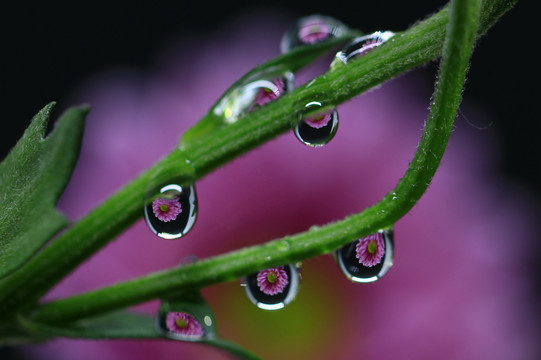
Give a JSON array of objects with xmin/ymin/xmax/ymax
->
[{"xmin": 0, "ymin": 103, "xmax": 89, "ymax": 278}]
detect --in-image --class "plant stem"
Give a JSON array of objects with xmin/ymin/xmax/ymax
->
[
  {"xmin": 0, "ymin": 150, "xmax": 192, "ymax": 315},
  {"xmin": 31, "ymin": 0, "xmax": 481, "ymax": 325},
  {"xmin": 0, "ymin": 0, "xmax": 510, "ymax": 320}
]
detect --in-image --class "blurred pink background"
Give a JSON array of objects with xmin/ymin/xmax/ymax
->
[{"xmin": 19, "ymin": 11, "xmax": 540, "ymax": 360}]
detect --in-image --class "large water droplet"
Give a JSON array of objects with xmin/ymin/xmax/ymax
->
[
  {"xmin": 242, "ymin": 263, "xmax": 301, "ymax": 310},
  {"xmin": 144, "ymin": 183, "xmax": 198, "ymax": 239},
  {"xmin": 332, "ymin": 31, "xmax": 395, "ymax": 66},
  {"xmin": 156, "ymin": 293, "xmax": 216, "ymax": 342},
  {"xmin": 281, "ymin": 15, "xmax": 348, "ymax": 53},
  {"xmin": 335, "ymin": 230, "xmax": 394, "ymax": 283},
  {"xmin": 213, "ymin": 71, "xmax": 294, "ymax": 124},
  {"xmin": 293, "ymin": 101, "xmax": 338, "ymax": 147}
]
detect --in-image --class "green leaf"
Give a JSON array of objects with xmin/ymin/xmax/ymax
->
[
  {"xmin": 19, "ymin": 310, "xmax": 158, "ymax": 339},
  {"xmin": 20, "ymin": 291, "xmax": 260, "ymax": 359},
  {"xmin": 0, "ymin": 102, "xmax": 88, "ymax": 278}
]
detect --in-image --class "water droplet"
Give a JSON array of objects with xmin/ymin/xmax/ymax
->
[
  {"xmin": 157, "ymin": 311, "xmax": 206, "ymax": 341},
  {"xmin": 293, "ymin": 101, "xmax": 338, "ymax": 147},
  {"xmin": 156, "ymin": 294, "xmax": 216, "ymax": 342},
  {"xmin": 332, "ymin": 31, "xmax": 395, "ymax": 66},
  {"xmin": 144, "ymin": 183, "xmax": 198, "ymax": 239},
  {"xmin": 281, "ymin": 15, "xmax": 348, "ymax": 53},
  {"xmin": 335, "ymin": 230, "xmax": 394, "ymax": 283},
  {"xmin": 242, "ymin": 264, "xmax": 301, "ymax": 310},
  {"xmin": 277, "ymin": 239, "xmax": 291, "ymax": 252},
  {"xmin": 213, "ymin": 71, "xmax": 294, "ymax": 124}
]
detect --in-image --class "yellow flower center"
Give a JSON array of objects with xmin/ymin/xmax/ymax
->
[
  {"xmin": 367, "ymin": 240, "xmax": 378, "ymax": 255},
  {"xmin": 176, "ymin": 318, "xmax": 187, "ymax": 328},
  {"xmin": 267, "ymin": 272, "xmax": 278, "ymax": 284}
]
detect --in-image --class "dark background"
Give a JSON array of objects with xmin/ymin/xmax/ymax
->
[{"xmin": 0, "ymin": 0, "xmax": 537, "ymax": 193}]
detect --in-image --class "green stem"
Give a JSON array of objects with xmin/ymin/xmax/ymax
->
[
  {"xmin": 0, "ymin": 149, "xmax": 196, "ymax": 317},
  {"xmin": 0, "ymin": 0, "xmax": 510, "ymax": 320},
  {"xmin": 182, "ymin": 0, "xmax": 513, "ymax": 178},
  {"xmin": 31, "ymin": 0, "xmax": 481, "ymax": 325}
]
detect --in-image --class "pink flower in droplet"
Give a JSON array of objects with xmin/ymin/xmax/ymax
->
[
  {"xmin": 152, "ymin": 196, "xmax": 182, "ymax": 222},
  {"xmin": 304, "ymin": 111, "xmax": 332, "ymax": 129},
  {"xmin": 165, "ymin": 312, "xmax": 205, "ymax": 338},
  {"xmin": 298, "ymin": 19, "xmax": 331, "ymax": 44},
  {"xmin": 253, "ymin": 78, "xmax": 286, "ymax": 107},
  {"xmin": 257, "ymin": 266, "xmax": 288, "ymax": 295},
  {"xmin": 357, "ymin": 39, "xmax": 383, "ymax": 56},
  {"xmin": 356, "ymin": 233, "xmax": 385, "ymax": 267}
]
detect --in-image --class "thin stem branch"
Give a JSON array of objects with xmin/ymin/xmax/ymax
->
[{"xmin": 31, "ymin": 0, "xmax": 481, "ymax": 324}]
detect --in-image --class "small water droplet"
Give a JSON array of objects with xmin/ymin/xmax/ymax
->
[
  {"xmin": 293, "ymin": 101, "xmax": 338, "ymax": 147},
  {"xmin": 156, "ymin": 295, "xmax": 216, "ymax": 342},
  {"xmin": 335, "ymin": 230, "xmax": 394, "ymax": 283},
  {"xmin": 332, "ymin": 31, "xmax": 395, "ymax": 67},
  {"xmin": 281, "ymin": 15, "xmax": 348, "ymax": 53},
  {"xmin": 277, "ymin": 240, "xmax": 291, "ymax": 251},
  {"xmin": 157, "ymin": 311, "xmax": 206, "ymax": 341},
  {"xmin": 144, "ymin": 183, "xmax": 198, "ymax": 239},
  {"xmin": 214, "ymin": 71, "xmax": 294, "ymax": 124},
  {"xmin": 242, "ymin": 264, "xmax": 301, "ymax": 310}
]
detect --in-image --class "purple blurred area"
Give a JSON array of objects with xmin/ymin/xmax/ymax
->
[{"xmin": 1, "ymin": 1, "xmax": 540, "ymax": 360}]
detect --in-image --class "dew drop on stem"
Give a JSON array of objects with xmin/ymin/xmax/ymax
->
[
  {"xmin": 335, "ymin": 230, "xmax": 394, "ymax": 283},
  {"xmin": 293, "ymin": 101, "xmax": 338, "ymax": 147},
  {"xmin": 280, "ymin": 14, "xmax": 349, "ymax": 53},
  {"xmin": 156, "ymin": 296, "xmax": 216, "ymax": 342},
  {"xmin": 158, "ymin": 311, "xmax": 206, "ymax": 341},
  {"xmin": 332, "ymin": 31, "xmax": 395, "ymax": 67},
  {"xmin": 213, "ymin": 71, "xmax": 294, "ymax": 124},
  {"xmin": 144, "ymin": 183, "xmax": 198, "ymax": 239},
  {"xmin": 242, "ymin": 263, "xmax": 301, "ymax": 310}
]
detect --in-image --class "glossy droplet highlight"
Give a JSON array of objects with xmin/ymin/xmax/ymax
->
[
  {"xmin": 214, "ymin": 72, "xmax": 294, "ymax": 124},
  {"xmin": 243, "ymin": 263, "xmax": 300, "ymax": 310},
  {"xmin": 293, "ymin": 101, "xmax": 338, "ymax": 147},
  {"xmin": 335, "ymin": 230, "xmax": 394, "ymax": 283},
  {"xmin": 333, "ymin": 31, "xmax": 395, "ymax": 66},
  {"xmin": 144, "ymin": 183, "xmax": 198, "ymax": 239},
  {"xmin": 281, "ymin": 15, "xmax": 348, "ymax": 53}
]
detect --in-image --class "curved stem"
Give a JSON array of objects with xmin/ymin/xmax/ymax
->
[
  {"xmin": 0, "ymin": 0, "xmax": 510, "ymax": 320},
  {"xmin": 32, "ymin": 0, "xmax": 481, "ymax": 324}
]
